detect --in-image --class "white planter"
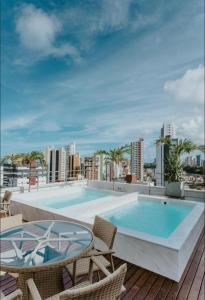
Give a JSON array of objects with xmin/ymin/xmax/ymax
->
[{"xmin": 165, "ymin": 182, "xmax": 185, "ymax": 198}]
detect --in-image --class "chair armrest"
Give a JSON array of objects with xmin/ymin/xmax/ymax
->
[
  {"xmin": 1, "ymin": 289, "xmax": 23, "ymax": 300},
  {"xmin": 81, "ymin": 249, "xmax": 114, "ymax": 259},
  {"xmin": 91, "ymin": 256, "xmax": 111, "ymax": 277},
  {"xmin": 90, "ymin": 256, "xmax": 126, "ymax": 294},
  {"xmin": 0, "ymin": 203, "xmax": 10, "ymax": 207},
  {"xmin": 26, "ymin": 278, "xmax": 42, "ymax": 300}
]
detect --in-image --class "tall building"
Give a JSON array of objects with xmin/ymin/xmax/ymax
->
[
  {"xmin": 161, "ymin": 122, "xmax": 176, "ymax": 139},
  {"xmin": 0, "ymin": 166, "xmax": 3, "ymax": 187},
  {"xmin": 68, "ymin": 153, "xmax": 81, "ymax": 179},
  {"xmin": 96, "ymin": 154, "xmax": 106, "ymax": 181},
  {"xmin": 184, "ymin": 156, "xmax": 196, "ymax": 167},
  {"xmin": 65, "ymin": 143, "xmax": 76, "ymax": 155},
  {"xmin": 65, "ymin": 143, "xmax": 76, "ymax": 180},
  {"xmin": 155, "ymin": 143, "xmax": 170, "ymax": 186},
  {"xmin": 84, "ymin": 157, "xmax": 98, "ymax": 180},
  {"xmin": 130, "ymin": 138, "xmax": 144, "ymax": 181},
  {"xmin": 156, "ymin": 122, "xmax": 178, "ymax": 186},
  {"xmin": 196, "ymin": 155, "xmax": 201, "ymax": 167},
  {"xmin": 44, "ymin": 146, "xmax": 66, "ymax": 182},
  {"xmin": 105, "ymin": 161, "xmax": 113, "ymax": 182}
]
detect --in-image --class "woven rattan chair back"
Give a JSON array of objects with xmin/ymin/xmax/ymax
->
[
  {"xmin": 60, "ymin": 263, "xmax": 127, "ymax": 300},
  {"xmin": 92, "ymin": 215, "xmax": 117, "ymax": 249},
  {"xmin": 3, "ymin": 191, "xmax": 12, "ymax": 203}
]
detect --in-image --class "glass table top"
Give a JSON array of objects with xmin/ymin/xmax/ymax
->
[{"xmin": 0, "ymin": 220, "xmax": 93, "ymax": 269}]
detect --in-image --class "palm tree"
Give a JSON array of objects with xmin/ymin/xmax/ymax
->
[
  {"xmin": 5, "ymin": 153, "xmax": 25, "ymax": 167},
  {"xmin": 22, "ymin": 151, "xmax": 46, "ymax": 191},
  {"xmin": 174, "ymin": 139, "xmax": 198, "ymax": 156},
  {"xmin": 163, "ymin": 139, "xmax": 197, "ymax": 183},
  {"xmin": 95, "ymin": 146, "xmax": 128, "ymax": 189},
  {"xmin": 156, "ymin": 136, "xmax": 172, "ymax": 145}
]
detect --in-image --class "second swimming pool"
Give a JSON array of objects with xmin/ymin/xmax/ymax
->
[
  {"xmin": 102, "ymin": 197, "xmax": 195, "ymax": 238},
  {"xmin": 32, "ymin": 188, "xmax": 119, "ymax": 209}
]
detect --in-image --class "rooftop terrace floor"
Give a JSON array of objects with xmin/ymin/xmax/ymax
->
[{"xmin": 0, "ymin": 230, "xmax": 204, "ymax": 300}]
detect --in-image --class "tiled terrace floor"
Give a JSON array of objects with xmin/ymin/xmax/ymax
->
[{"xmin": 0, "ymin": 230, "xmax": 204, "ymax": 300}]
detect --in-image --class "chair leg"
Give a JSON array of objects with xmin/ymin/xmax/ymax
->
[
  {"xmin": 8, "ymin": 207, "xmax": 11, "ymax": 216},
  {"xmin": 72, "ymin": 261, "xmax": 77, "ymax": 286},
  {"xmin": 110, "ymin": 254, "xmax": 115, "ymax": 273},
  {"xmin": 88, "ymin": 259, "xmax": 94, "ymax": 283},
  {"xmin": 97, "ymin": 270, "xmax": 100, "ymax": 281}
]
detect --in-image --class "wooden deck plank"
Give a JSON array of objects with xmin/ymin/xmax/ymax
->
[
  {"xmin": 145, "ymin": 277, "xmax": 165, "ymax": 300},
  {"xmin": 176, "ymin": 236, "xmax": 205, "ymax": 300},
  {"xmin": 123, "ymin": 269, "xmax": 145, "ymax": 299},
  {"xmin": 154, "ymin": 278, "xmax": 174, "ymax": 300},
  {"xmin": 166, "ymin": 232, "xmax": 205, "ymax": 300},
  {"xmin": 187, "ymin": 252, "xmax": 204, "ymax": 300},
  {"xmin": 124, "ymin": 265, "xmax": 140, "ymax": 283},
  {"xmin": 197, "ymin": 275, "xmax": 204, "ymax": 300},
  {"xmin": 123, "ymin": 271, "xmax": 151, "ymax": 299},
  {"xmin": 133, "ymin": 272, "xmax": 158, "ymax": 300}
]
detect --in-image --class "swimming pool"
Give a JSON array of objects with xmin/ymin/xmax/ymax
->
[
  {"xmin": 11, "ymin": 182, "xmax": 204, "ymax": 281},
  {"xmin": 103, "ymin": 198, "xmax": 194, "ymax": 238},
  {"xmin": 31, "ymin": 188, "xmax": 118, "ymax": 209}
]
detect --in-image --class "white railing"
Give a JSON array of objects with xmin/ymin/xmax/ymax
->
[{"xmin": 0, "ymin": 167, "xmax": 204, "ymax": 192}]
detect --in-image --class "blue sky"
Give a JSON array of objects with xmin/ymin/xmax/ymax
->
[{"xmin": 1, "ymin": 0, "xmax": 204, "ymax": 161}]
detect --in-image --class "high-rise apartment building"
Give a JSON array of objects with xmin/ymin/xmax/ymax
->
[
  {"xmin": 184, "ymin": 156, "xmax": 195, "ymax": 167},
  {"xmin": 65, "ymin": 143, "xmax": 76, "ymax": 156},
  {"xmin": 196, "ymin": 155, "xmax": 201, "ymax": 167},
  {"xmin": 161, "ymin": 122, "xmax": 176, "ymax": 139},
  {"xmin": 156, "ymin": 122, "xmax": 177, "ymax": 186},
  {"xmin": 96, "ymin": 154, "xmax": 106, "ymax": 181},
  {"xmin": 105, "ymin": 161, "xmax": 113, "ymax": 182},
  {"xmin": 0, "ymin": 166, "xmax": 3, "ymax": 187},
  {"xmin": 65, "ymin": 143, "xmax": 76, "ymax": 180},
  {"xmin": 155, "ymin": 143, "xmax": 170, "ymax": 186},
  {"xmin": 83, "ymin": 155, "xmax": 107, "ymax": 181},
  {"xmin": 84, "ymin": 157, "xmax": 98, "ymax": 180},
  {"xmin": 68, "ymin": 153, "xmax": 81, "ymax": 179},
  {"xmin": 130, "ymin": 138, "xmax": 144, "ymax": 181},
  {"xmin": 44, "ymin": 146, "xmax": 66, "ymax": 182}
]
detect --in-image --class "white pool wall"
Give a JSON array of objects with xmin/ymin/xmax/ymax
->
[{"xmin": 111, "ymin": 199, "xmax": 204, "ymax": 281}]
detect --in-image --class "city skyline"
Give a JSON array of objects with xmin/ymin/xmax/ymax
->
[{"xmin": 1, "ymin": 0, "xmax": 204, "ymax": 161}]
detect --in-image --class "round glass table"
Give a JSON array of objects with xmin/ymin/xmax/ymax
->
[{"xmin": 0, "ymin": 220, "xmax": 94, "ymax": 299}]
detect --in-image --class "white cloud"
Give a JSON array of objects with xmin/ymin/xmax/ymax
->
[
  {"xmin": 164, "ymin": 65, "xmax": 204, "ymax": 104},
  {"xmin": 176, "ymin": 116, "xmax": 204, "ymax": 144},
  {"xmin": 1, "ymin": 114, "xmax": 40, "ymax": 131},
  {"xmin": 15, "ymin": 4, "xmax": 80, "ymax": 62},
  {"xmin": 16, "ymin": 4, "xmax": 60, "ymax": 50}
]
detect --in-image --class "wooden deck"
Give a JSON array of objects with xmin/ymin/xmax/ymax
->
[{"xmin": 0, "ymin": 230, "xmax": 204, "ymax": 300}]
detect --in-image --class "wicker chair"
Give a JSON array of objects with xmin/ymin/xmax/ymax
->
[
  {"xmin": 26, "ymin": 256, "xmax": 127, "ymax": 300},
  {"xmin": 66, "ymin": 215, "xmax": 117, "ymax": 285},
  {"xmin": 0, "ymin": 191, "xmax": 12, "ymax": 216},
  {"xmin": 0, "ymin": 289, "xmax": 23, "ymax": 300}
]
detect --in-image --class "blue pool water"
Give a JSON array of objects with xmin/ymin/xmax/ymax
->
[
  {"xmin": 34, "ymin": 189, "xmax": 116, "ymax": 209},
  {"xmin": 103, "ymin": 198, "xmax": 194, "ymax": 238}
]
